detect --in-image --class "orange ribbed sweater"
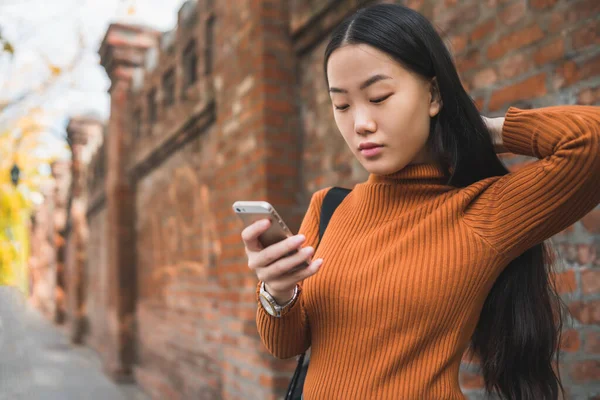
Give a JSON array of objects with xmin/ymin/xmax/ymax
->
[{"xmin": 256, "ymin": 106, "xmax": 600, "ymax": 399}]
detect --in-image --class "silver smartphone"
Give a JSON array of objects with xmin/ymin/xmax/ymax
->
[{"xmin": 232, "ymin": 201, "xmax": 309, "ymax": 268}]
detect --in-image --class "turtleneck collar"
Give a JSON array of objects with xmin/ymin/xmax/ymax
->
[{"xmin": 366, "ymin": 163, "xmax": 449, "ymax": 185}]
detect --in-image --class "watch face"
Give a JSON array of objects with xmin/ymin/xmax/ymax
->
[{"xmin": 259, "ymin": 293, "xmax": 276, "ymax": 316}]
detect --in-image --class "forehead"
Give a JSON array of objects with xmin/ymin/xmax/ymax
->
[{"xmin": 326, "ymin": 44, "xmax": 407, "ymax": 86}]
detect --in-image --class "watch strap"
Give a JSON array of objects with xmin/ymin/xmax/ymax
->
[{"xmin": 259, "ymin": 282, "xmax": 300, "ymax": 317}]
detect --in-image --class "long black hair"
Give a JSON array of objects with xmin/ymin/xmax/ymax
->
[{"xmin": 324, "ymin": 4, "xmax": 566, "ymax": 399}]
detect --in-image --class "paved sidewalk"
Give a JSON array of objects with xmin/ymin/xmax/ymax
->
[{"xmin": 0, "ymin": 287, "xmax": 148, "ymax": 400}]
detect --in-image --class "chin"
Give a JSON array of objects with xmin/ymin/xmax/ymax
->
[{"xmin": 362, "ymin": 159, "xmax": 409, "ymax": 176}]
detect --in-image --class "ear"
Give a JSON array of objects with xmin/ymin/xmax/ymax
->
[{"xmin": 428, "ymin": 77, "xmax": 442, "ymax": 118}]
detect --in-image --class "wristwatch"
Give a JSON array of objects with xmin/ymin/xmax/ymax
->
[{"xmin": 259, "ymin": 282, "xmax": 298, "ymax": 317}]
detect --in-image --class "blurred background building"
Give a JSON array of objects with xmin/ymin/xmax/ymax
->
[{"xmin": 1, "ymin": 0, "xmax": 598, "ymax": 399}]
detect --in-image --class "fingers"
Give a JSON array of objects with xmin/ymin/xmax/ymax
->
[
  {"xmin": 252, "ymin": 234, "xmax": 307, "ymax": 270},
  {"xmin": 242, "ymin": 220, "xmax": 323, "ymax": 296},
  {"xmin": 241, "ymin": 219, "xmax": 270, "ymax": 253},
  {"xmin": 257, "ymin": 245, "xmax": 314, "ymax": 281},
  {"xmin": 261, "ymin": 258, "xmax": 324, "ymax": 294}
]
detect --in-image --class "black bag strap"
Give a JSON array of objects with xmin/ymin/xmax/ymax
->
[
  {"xmin": 318, "ymin": 187, "xmax": 352, "ymax": 247},
  {"xmin": 286, "ymin": 186, "xmax": 351, "ymax": 400}
]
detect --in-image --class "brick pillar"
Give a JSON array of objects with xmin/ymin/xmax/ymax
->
[
  {"xmin": 65, "ymin": 116, "xmax": 103, "ymax": 343},
  {"xmin": 212, "ymin": 1, "xmax": 303, "ymax": 398},
  {"xmin": 50, "ymin": 160, "xmax": 71, "ymax": 324},
  {"xmin": 28, "ymin": 180, "xmax": 58, "ymax": 319},
  {"xmin": 99, "ymin": 24, "xmax": 159, "ymax": 380}
]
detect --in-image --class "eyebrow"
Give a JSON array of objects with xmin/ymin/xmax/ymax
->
[{"xmin": 328, "ymin": 74, "xmax": 392, "ymax": 93}]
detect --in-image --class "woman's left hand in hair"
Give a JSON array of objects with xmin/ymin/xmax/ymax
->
[{"xmin": 482, "ymin": 115, "xmax": 508, "ymax": 154}]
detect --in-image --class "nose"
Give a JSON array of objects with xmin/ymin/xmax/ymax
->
[{"xmin": 354, "ymin": 109, "xmax": 377, "ymax": 135}]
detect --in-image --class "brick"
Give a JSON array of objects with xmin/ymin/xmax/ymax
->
[
  {"xmin": 555, "ymin": 270, "xmax": 577, "ymax": 294},
  {"xmin": 533, "ymin": 38, "xmax": 565, "ymax": 66},
  {"xmin": 259, "ymin": 374, "xmax": 290, "ymax": 388},
  {"xmin": 406, "ymin": 0, "xmax": 425, "ymax": 10},
  {"xmin": 471, "ymin": 67, "xmax": 498, "ymax": 89},
  {"xmin": 499, "ymin": 1, "xmax": 526, "ymax": 26},
  {"xmin": 548, "ymin": 12, "xmax": 566, "ymax": 34},
  {"xmin": 473, "ymin": 97, "xmax": 484, "ymax": 111},
  {"xmin": 459, "ymin": 371, "xmax": 485, "ymax": 389},
  {"xmin": 456, "ymin": 50, "xmax": 480, "ymax": 73},
  {"xmin": 572, "ymin": 20, "xmax": 600, "ymax": 51},
  {"xmin": 487, "ymin": 24, "xmax": 545, "ymax": 60},
  {"xmin": 578, "ymin": 86, "xmax": 600, "ymax": 105},
  {"xmin": 449, "ymin": 34, "xmax": 468, "ymax": 54},
  {"xmin": 569, "ymin": 300, "xmax": 600, "ymax": 325},
  {"xmin": 559, "ymin": 244, "xmax": 580, "ymax": 265},
  {"xmin": 560, "ymin": 329, "xmax": 581, "ymax": 353},
  {"xmin": 568, "ymin": 0, "xmax": 600, "ymax": 26},
  {"xmin": 470, "ymin": 18, "xmax": 496, "ymax": 43},
  {"xmin": 499, "ymin": 52, "xmax": 534, "ymax": 79},
  {"xmin": 554, "ymin": 61, "xmax": 579, "ymax": 89},
  {"xmin": 554, "ymin": 55, "xmax": 600, "ymax": 89},
  {"xmin": 530, "ymin": 0, "xmax": 558, "ymax": 9},
  {"xmin": 578, "ymin": 244, "xmax": 597, "ymax": 266},
  {"xmin": 583, "ymin": 209, "xmax": 600, "ymax": 234},
  {"xmin": 489, "ymin": 73, "xmax": 547, "ymax": 111},
  {"xmin": 462, "ymin": 80, "xmax": 471, "ymax": 92},
  {"xmin": 569, "ymin": 360, "xmax": 600, "ymax": 383},
  {"xmin": 582, "ymin": 269, "xmax": 600, "ymax": 295},
  {"xmin": 485, "ymin": 0, "xmax": 512, "ymax": 5},
  {"xmin": 584, "ymin": 331, "xmax": 600, "ymax": 354},
  {"xmin": 434, "ymin": 3, "xmax": 480, "ymax": 32},
  {"xmin": 549, "ymin": 0, "xmax": 600, "ymax": 34}
]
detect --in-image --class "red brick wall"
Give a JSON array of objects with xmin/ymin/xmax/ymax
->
[
  {"xmin": 211, "ymin": 0, "xmax": 303, "ymax": 397},
  {"xmin": 85, "ymin": 135, "xmax": 111, "ymax": 365},
  {"xmin": 63, "ymin": 117, "xmax": 104, "ymax": 343},
  {"xmin": 133, "ymin": 130, "xmax": 223, "ymax": 399},
  {"xmin": 29, "ymin": 161, "xmax": 71, "ymax": 322},
  {"xmin": 419, "ymin": 0, "xmax": 599, "ymax": 397},
  {"xmin": 98, "ymin": 23, "xmax": 162, "ymax": 380},
  {"xmin": 85, "ymin": 207, "xmax": 110, "ymax": 359},
  {"xmin": 29, "ymin": 182, "xmax": 60, "ymax": 318},
  {"xmin": 87, "ymin": 0, "xmax": 599, "ymax": 399}
]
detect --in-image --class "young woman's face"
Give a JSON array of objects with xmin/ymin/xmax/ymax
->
[{"xmin": 326, "ymin": 44, "xmax": 441, "ymax": 176}]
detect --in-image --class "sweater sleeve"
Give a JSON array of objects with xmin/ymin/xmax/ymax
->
[
  {"xmin": 255, "ymin": 187, "xmax": 330, "ymax": 359},
  {"xmin": 463, "ymin": 106, "xmax": 600, "ymax": 260}
]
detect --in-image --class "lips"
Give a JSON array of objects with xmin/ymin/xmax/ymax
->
[
  {"xmin": 359, "ymin": 143, "xmax": 384, "ymax": 158},
  {"xmin": 358, "ymin": 142, "xmax": 383, "ymax": 150}
]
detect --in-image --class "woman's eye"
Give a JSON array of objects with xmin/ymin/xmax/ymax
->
[
  {"xmin": 334, "ymin": 95, "xmax": 391, "ymax": 110},
  {"xmin": 371, "ymin": 94, "xmax": 391, "ymax": 104}
]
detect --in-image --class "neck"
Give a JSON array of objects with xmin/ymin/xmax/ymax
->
[
  {"xmin": 366, "ymin": 162, "xmax": 449, "ymax": 185},
  {"xmin": 352, "ymin": 162, "xmax": 454, "ymax": 224}
]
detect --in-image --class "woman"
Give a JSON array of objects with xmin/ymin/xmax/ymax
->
[{"xmin": 241, "ymin": 4, "xmax": 600, "ymax": 399}]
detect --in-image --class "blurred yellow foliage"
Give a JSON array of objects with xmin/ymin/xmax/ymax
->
[
  {"xmin": 2, "ymin": 41, "xmax": 14, "ymax": 55},
  {"xmin": 0, "ymin": 185, "xmax": 29, "ymax": 292},
  {"xmin": 0, "ymin": 114, "xmax": 58, "ymax": 292},
  {"xmin": 49, "ymin": 64, "xmax": 62, "ymax": 76}
]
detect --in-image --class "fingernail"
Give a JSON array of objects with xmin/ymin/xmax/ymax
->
[
  {"xmin": 314, "ymin": 258, "xmax": 323, "ymax": 266},
  {"xmin": 302, "ymin": 246, "xmax": 314, "ymax": 254},
  {"xmin": 261, "ymin": 219, "xmax": 270, "ymax": 226},
  {"xmin": 295, "ymin": 235, "xmax": 306, "ymax": 243}
]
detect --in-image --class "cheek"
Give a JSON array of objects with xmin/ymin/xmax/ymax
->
[
  {"xmin": 333, "ymin": 113, "xmax": 358, "ymax": 149},
  {"xmin": 386, "ymin": 94, "xmax": 430, "ymax": 137}
]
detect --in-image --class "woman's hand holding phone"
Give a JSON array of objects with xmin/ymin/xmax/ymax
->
[{"xmin": 242, "ymin": 219, "xmax": 323, "ymax": 304}]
